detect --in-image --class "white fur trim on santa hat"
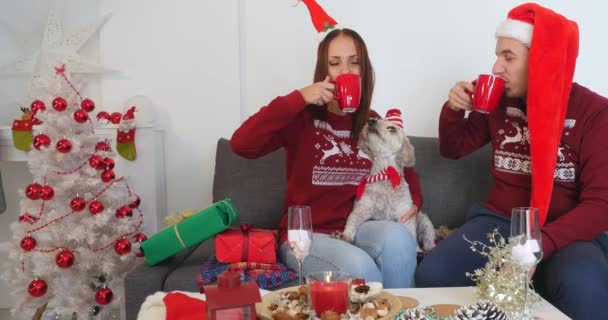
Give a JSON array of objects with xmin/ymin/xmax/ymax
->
[{"xmin": 495, "ymin": 19, "xmax": 533, "ymax": 47}]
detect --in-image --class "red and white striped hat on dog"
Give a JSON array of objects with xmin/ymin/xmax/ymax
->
[{"xmin": 385, "ymin": 109, "xmax": 403, "ymax": 129}]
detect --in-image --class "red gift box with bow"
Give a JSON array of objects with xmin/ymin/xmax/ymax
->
[{"xmin": 215, "ymin": 225, "xmax": 277, "ymax": 264}]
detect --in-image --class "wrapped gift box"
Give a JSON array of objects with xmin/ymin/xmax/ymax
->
[
  {"xmin": 216, "ymin": 225, "xmax": 277, "ymax": 264},
  {"xmin": 141, "ymin": 198, "xmax": 239, "ymax": 266}
]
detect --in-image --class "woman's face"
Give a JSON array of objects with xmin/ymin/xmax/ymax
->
[{"xmin": 327, "ymin": 35, "xmax": 361, "ymax": 80}]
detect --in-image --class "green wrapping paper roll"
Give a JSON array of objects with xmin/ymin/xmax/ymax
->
[{"xmin": 141, "ymin": 198, "xmax": 239, "ymax": 266}]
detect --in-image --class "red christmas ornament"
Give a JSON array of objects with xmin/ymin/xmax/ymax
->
[
  {"xmin": 95, "ymin": 141, "xmax": 112, "ymax": 152},
  {"xmin": 31, "ymin": 100, "xmax": 46, "ymax": 112},
  {"xmin": 52, "ymin": 97, "xmax": 68, "ymax": 111},
  {"xmin": 39, "ymin": 185, "xmax": 55, "ymax": 200},
  {"xmin": 56, "ymin": 139, "xmax": 73, "ymax": 153},
  {"xmin": 56, "ymin": 250, "xmax": 75, "ymax": 268},
  {"xmin": 115, "ymin": 206, "xmax": 132, "ymax": 219},
  {"xmin": 110, "ymin": 112, "xmax": 122, "ymax": 124},
  {"xmin": 32, "ymin": 116, "xmax": 43, "ymax": 125},
  {"xmin": 25, "ymin": 183, "xmax": 43, "ymax": 200},
  {"xmin": 33, "ymin": 134, "xmax": 51, "ymax": 150},
  {"xmin": 96, "ymin": 111, "xmax": 110, "ymax": 122},
  {"xmin": 134, "ymin": 233, "xmax": 147, "ymax": 243},
  {"xmin": 70, "ymin": 197, "xmax": 87, "ymax": 212},
  {"xmin": 73, "ymin": 109, "xmax": 89, "ymax": 123},
  {"xmin": 89, "ymin": 155, "xmax": 105, "ymax": 170},
  {"xmin": 101, "ymin": 170, "xmax": 115, "ymax": 182},
  {"xmin": 103, "ymin": 157, "xmax": 115, "ymax": 170},
  {"xmin": 19, "ymin": 213, "xmax": 39, "ymax": 224},
  {"xmin": 21, "ymin": 236, "xmax": 37, "ymax": 251},
  {"xmin": 28, "ymin": 279, "xmax": 48, "ymax": 298},
  {"xmin": 95, "ymin": 287, "xmax": 114, "ymax": 305},
  {"xmin": 81, "ymin": 98, "xmax": 96, "ymax": 112},
  {"xmin": 114, "ymin": 239, "xmax": 131, "ymax": 255},
  {"xmin": 89, "ymin": 201, "xmax": 104, "ymax": 215},
  {"xmin": 129, "ymin": 195, "xmax": 141, "ymax": 208}
]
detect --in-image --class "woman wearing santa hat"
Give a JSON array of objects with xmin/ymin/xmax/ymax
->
[
  {"xmin": 231, "ymin": 28, "xmax": 422, "ymax": 288},
  {"xmin": 415, "ymin": 3, "xmax": 608, "ymax": 319}
]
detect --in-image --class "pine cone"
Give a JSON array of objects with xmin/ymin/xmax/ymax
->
[
  {"xmin": 453, "ymin": 300, "xmax": 508, "ymax": 320},
  {"xmin": 394, "ymin": 308, "xmax": 429, "ymax": 320}
]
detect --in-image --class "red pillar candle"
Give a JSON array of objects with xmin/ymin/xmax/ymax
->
[{"xmin": 309, "ymin": 280, "xmax": 350, "ymax": 314}]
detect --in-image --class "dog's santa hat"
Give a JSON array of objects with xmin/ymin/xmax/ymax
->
[
  {"xmin": 495, "ymin": 3, "xmax": 579, "ymax": 225},
  {"xmin": 385, "ymin": 109, "xmax": 403, "ymax": 128}
]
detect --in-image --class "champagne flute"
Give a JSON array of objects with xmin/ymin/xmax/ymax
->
[
  {"xmin": 287, "ymin": 206, "xmax": 313, "ymax": 285},
  {"xmin": 510, "ymin": 207, "xmax": 543, "ymax": 320}
]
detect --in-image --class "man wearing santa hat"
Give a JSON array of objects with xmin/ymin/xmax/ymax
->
[{"xmin": 415, "ymin": 3, "xmax": 608, "ymax": 319}]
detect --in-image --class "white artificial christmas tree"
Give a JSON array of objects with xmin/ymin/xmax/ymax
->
[{"xmin": 1, "ymin": 67, "xmax": 146, "ymax": 319}]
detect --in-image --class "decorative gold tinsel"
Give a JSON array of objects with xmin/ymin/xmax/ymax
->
[
  {"xmin": 163, "ymin": 209, "xmax": 198, "ymax": 226},
  {"xmin": 463, "ymin": 229, "xmax": 540, "ymax": 314}
]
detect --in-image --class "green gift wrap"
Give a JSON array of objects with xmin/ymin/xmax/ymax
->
[{"xmin": 141, "ymin": 198, "xmax": 239, "ymax": 266}]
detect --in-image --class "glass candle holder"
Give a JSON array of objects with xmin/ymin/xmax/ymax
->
[{"xmin": 306, "ymin": 271, "xmax": 351, "ymax": 315}]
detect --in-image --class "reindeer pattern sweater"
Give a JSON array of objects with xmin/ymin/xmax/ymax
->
[
  {"xmin": 231, "ymin": 90, "xmax": 423, "ymax": 242},
  {"xmin": 439, "ymin": 83, "xmax": 608, "ymax": 258}
]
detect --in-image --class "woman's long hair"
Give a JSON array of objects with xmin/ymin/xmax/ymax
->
[{"xmin": 307, "ymin": 28, "xmax": 375, "ymax": 140}]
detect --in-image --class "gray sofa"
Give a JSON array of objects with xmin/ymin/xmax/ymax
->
[{"xmin": 124, "ymin": 137, "xmax": 492, "ymax": 319}]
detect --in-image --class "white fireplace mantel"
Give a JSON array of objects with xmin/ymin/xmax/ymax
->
[{"xmin": 0, "ymin": 124, "xmax": 167, "ymax": 235}]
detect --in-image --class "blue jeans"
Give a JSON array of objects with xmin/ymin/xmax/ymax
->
[
  {"xmin": 415, "ymin": 206, "xmax": 608, "ymax": 320},
  {"xmin": 279, "ymin": 221, "xmax": 417, "ymax": 288}
]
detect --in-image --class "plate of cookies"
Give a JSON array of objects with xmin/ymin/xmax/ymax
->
[{"xmin": 256, "ymin": 279, "xmax": 401, "ymax": 320}]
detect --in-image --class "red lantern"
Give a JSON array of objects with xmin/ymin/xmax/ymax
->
[
  {"xmin": 89, "ymin": 201, "xmax": 104, "ymax": 215},
  {"xmin": 95, "ymin": 287, "xmax": 114, "ymax": 305},
  {"xmin": 103, "ymin": 157, "xmax": 115, "ymax": 170},
  {"xmin": 114, "ymin": 239, "xmax": 131, "ymax": 255},
  {"xmin": 110, "ymin": 112, "xmax": 122, "ymax": 124},
  {"xmin": 95, "ymin": 141, "xmax": 112, "ymax": 152},
  {"xmin": 33, "ymin": 134, "xmax": 51, "ymax": 150},
  {"xmin": 56, "ymin": 250, "xmax": 75, "ymax": 268},
  {"xmin": 129, "ymin": 195, "xmax": 141, "ymax": 208},
  {"xmin": 21, "ymin": 236, "xmax": 37, "ymax": 251},
  {"xmin": 89, "ymin": 155, "xmax": 105, "ymax": 170},
  {"xmin": 115, "ymin": 206, "xmax": 132, "ymax": 218},
  {"xmin": 56, "ymin": 139, "xmax": 72, "ymax": 153},
  {"xmin": 39, "ymin": 186, "xmax": 55, "ymax": 200},
  {"xmin": 101, "ymin": 170, "xmax": 115, "ymax": 182},
  {"xmin": 73, "ymin": 109, "xmax": 89, "ymax": 123},
  {"xmin": 25, "ymin": 183, "xmax": 43, "ymax": 200},
  {"xmin": 70, "ymin": 197, "xmax": 87, "ymax": 212},
  {"xmin": 31, "ymin": 100, "xmax": 46, "ymax": 112},
  {"xmin": 52, "ymin": 97, "xmax": 68, "ymax": 111},
  {"xmin": 81, "ymin": 98, "xmax": 96, "ymax": 112},
  {"xmin": 28, "ymin": 278, "xmax": 48, "ymax": 298}
]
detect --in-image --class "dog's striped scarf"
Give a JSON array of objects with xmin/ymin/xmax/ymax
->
[{"xmin": 356, "ymin": 166, "xmax": 402, "ymax": 200}]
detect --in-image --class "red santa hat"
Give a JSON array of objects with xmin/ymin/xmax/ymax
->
[
  {"xmin": 495, "ymin": 3, "xmax": 579, "ymax": 225},
  {"xmin": 385, "ymin": 109, "xmax": 403, "ymax": 129}
]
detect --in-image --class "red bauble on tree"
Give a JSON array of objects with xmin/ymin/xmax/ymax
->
[
  {"xmin": 134, "ymin": 233, "xmax": 147, "ymax": 257},
  {"xmin": 56, "ymin": 250, "xmax": 75, "ymax": 268},
  {"xmin": 33, "ymin": 134, "xmax": 51, "ymax": 150},
  {"xmin": 89, "ymin": 201, "xmax": 104, "ymax": 215},
  {"xmin": 19, "ymin": 213, "xmax": 39, "ymax": 224},
  {"xmin": 110, "ymin": 112, "xmax": 122, "ymax": 124},
  {"xmin": 115, "ymin": 206, "xmax": 132, "ymax": 219},
  {"xmin": 114, "ymin": 239, "xmax": 131, "ymax": 255},
  {"xmin": 25, "ymin": 183, "xmax": 43, "ymax": 200},
  {"xmin": 52, "ymin": 97, "xmax": 68, "ymax": 111},
  {"xmin": 39, "ymin": 186, "xmax": 55, "ymax": 200},
  {"xmin": 56, "ymin": 139, "xmax": 73, "ymax": 153},
  {"xmin": 95, "ymin": 287, "xmax": 113, "ymax": 305},
  {"xmin": 31, "ymin": 100, "xmax": 46, "ymax": 112},
  {"xmin": 20, "ymin": 236, "xmax": 37, "ymax": 251},
  {"xmin": 70, "ymin": 197, "xmax": 87, "ymax": 212},
  {"xmin": 95, "ymin": 141, "xmax": 112, "ymax": 152},
  {"xmin": 73, "ymin": 109, "xmax": 89, "ymax": 123},
  {"xmin": 28, "ymin": 278, "xmax": 48, "ymax": 298},
  {"xmin": 81, "ymin": 98, "xmax": 96, "ymax": 112},
  {"xmin": 129, "ymin": 195, "xmax": 141, "ymax": 208},
  {"xmin": 89, "ymin": 155, "xmax": 105, "ymax": 170},
  {"xmin": 101, "ymin": 170, "xmax": 115, "ymax": 182},
  {"xmin": 103, "ymin": 157, "xmax": 115, "ymax": 170}
]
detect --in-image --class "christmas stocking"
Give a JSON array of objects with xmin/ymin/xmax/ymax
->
[
  {"xmin": 12, "ymin": 119, "xmax": 33, "ymax": 152},
  {"xmin": 116, "ymin": 106, "xmax": 137, "ymax": 161},
  {"xmin": 163, "ymin": 292, "xmax": 207, "ymax": 320}
]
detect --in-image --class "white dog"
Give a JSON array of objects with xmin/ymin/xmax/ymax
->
[{"xmin": 340, "ymin": 109, "xmax": 436, "ymax": 252}]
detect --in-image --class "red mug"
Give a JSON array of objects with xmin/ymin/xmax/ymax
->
[
  {"xmin": 468, "ymin": 74, "xmax": 505, "ymax": 113},
  {"xmin": 332, "ymin": 73, "xmax": 361, "ymax": 113}
]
